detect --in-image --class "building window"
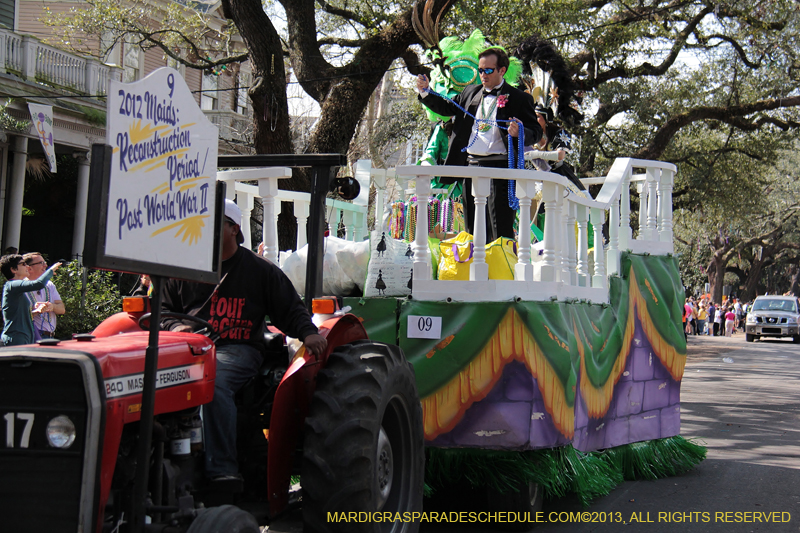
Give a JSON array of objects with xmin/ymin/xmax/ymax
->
[
  {"xmin": 201, "ymin": 72, "xmax": 218, "ymax": 111},
  {"xmin": 236, "ymin": 73, "xmax": 248, "ymax": 115},
  {"xmin": 123, "ymin": 40, "xmax": 141, "ymax": 83}
]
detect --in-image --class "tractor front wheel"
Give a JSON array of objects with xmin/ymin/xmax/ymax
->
[
  {"xmin": 302, "ymin": 340, "xmax": 424, "ymax": 532},
  {"xmin": 186, "ymin": 505, "xmax": 259, "ymax": 533}
]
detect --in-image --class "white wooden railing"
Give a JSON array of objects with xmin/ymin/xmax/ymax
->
[
  {"xmin": 0, "ymin": 29, "xmax": 122, "ymax": 96},
  {"xmin": 216, "ymin": 168, "xmax": 368, "ymax": 263},
  {"xmin": 216, "ymin": 157, "xmax": 674, "ymax": 303},
  {"xmin": 393, "ymin": 157, "xmax": 675, "ymax": 303}
]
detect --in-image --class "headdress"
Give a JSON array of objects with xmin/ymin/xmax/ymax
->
[{"xmin": 514, "ymin": 35, "xmax": 582, "ymax": 129}]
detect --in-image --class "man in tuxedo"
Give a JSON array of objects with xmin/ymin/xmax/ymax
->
[{"xmin": 417, "ymin": 47, "xmax": 541, "ymax": 240}]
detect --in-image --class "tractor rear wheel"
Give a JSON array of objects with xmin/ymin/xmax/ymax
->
[
  {"xmin": 186, "ymin": 505, "xmax": 259, "ymax": 533},
  {"xmin": 302, "ymin": 340, "xmax": 424, "ymax": 533}
]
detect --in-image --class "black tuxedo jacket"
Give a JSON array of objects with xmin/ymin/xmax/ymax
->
[{"xmin": 419, "ymin": 81, "xmax": 542, "ymax": 171}]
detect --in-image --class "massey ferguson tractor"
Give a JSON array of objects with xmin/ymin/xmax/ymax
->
[{"xmin": 0, "ymin": 152, "xmax": 424, "ymax": 532}]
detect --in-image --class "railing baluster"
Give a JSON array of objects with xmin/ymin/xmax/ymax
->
[
  {"xmin": 514, "ymin": 180, "xmax": 536, "ymax": 281},
  {"xmin": 619, "ymin": 171, "xmax": 631, "ymax": 250},
  {"xmin": 637, "ymin": 182, "xmax": 646, "ymax": 240},
  {"xmin": 607, "ymin": 198, "xmax": 620, "ymax": 276},
  {"xmin": 540, "ymin": 181, "xmax": 558, "ymax": 282},
  {"xmin": 259, "ymin": 177, "xmax": 280, "ymax": 264},
  {"xmin": 470, "ymin": 177, "xmax": 490, "ymax": 281},
  {"xmin": 576, "ymin": 204, "xmax": 589, "ymax": 287},
  {"xmin": 590, "ymin": 207, "xmax": 606, "ymax": 289},
  {"xmin": 646, "ymin": 167, "xmax": 659, "ymax": 241},
  {"xmin": 295, "ymin": 201, "xmax": 310, "ymax": 249},
  {"xmin": 566, "ymin": 201, "xmax": 577, "ymax": 285},
  {"xmin": 658, "ymin": 169, "xmax": 674, "ymax": 244},
  {"xmin": 413, "ymin": 175, "xmax": 432, "ymax": 281}
]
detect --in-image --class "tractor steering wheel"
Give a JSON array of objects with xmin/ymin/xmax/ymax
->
[{"xmin": 137, "ymin": 312, "xmax": 216, "ymax": 337}]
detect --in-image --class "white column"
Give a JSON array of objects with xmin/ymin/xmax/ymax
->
[
  {"xmin": 646, "ymin": 168, "xmax": 659, "ymax": 242},
  {"xmin": 353, "ymin": 210, "xmax": 366, "ymax": 241},
  {"xmin": 470, "ymin": 177, "xmax": 490, "ymax": 281},
  {"xmin": 342, "ymin": 209, "xmax": 354, "ymax": 241},
  {"xmin": 258, "ymin": 177, "xmax": 279, "ymax": 264},
  {"xmin": 514, "ymin": 179, "xmax": 537, "ymax": 282},
  {"xmin": 413, "ymin": 175, "xmax": 431, "ymax": 281},
  {"xmin": 0, "ymin": 145, "xmax": 9, "ymax": 243},
  {"xmin": 552, "ymin": 183, "xmax": 564, "ymax": 283},
  {"xmin": 5, "ymin": 136, "xmax": 27, "ymax": 250},
  {"xmin": 237, "ymin": 191, "xmax": 254, "ymax": 250},
  {"xmin": 619, "ymin": 173, "xmax": 631, "ymax": 250},
  {"xmin": 295, "ymin": 200, "xmax": 310, "ymax": 249},
  {"xmin": 658, "ymin": 169, "xmax": 674, "ymax": 244},
  {"xmin": 565, "ymin": 201, "xmax": 577, "ymax": 285},
  {"xmin": 576, "ymin": 204, "xmax": 589, "ymax": 287},
  {"xmin": 590, "ymin": 207, "xmax": 606, "ymax": 289},
  {"xmin": 373, "ymin": 171, "xmax": 386, "ymax": 232},
  {"xmin": 607, "ymin": 200, "xmax": 620, "ymax": 276},
  {"xmin": 540, "ymin": 182, "xmax": 558, "ymax": 282},
  {"xmin": 71, "ymin": 152, "xmax": 91, "ymax": 259},
  {"xmin": 636, "ymin": 182, "xmax": 646, "ymax": 240}
]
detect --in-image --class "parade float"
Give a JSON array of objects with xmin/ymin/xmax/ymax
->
[{"xmin": 217, "ymin": 14, "xmax": 706, "ymax": 526}]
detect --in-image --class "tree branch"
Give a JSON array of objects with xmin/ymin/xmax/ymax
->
[{"xmin": 634, "ymin": 95, "xmax": 800, "ymax": 160}]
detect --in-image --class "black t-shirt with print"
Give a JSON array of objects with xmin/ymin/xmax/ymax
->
[{"xmin": 161, "ymin": 246, "xmax": 317, "ymax": 349}]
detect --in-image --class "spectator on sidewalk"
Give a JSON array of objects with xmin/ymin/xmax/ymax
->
[
  {"xmin": 707, "ymin": 302, "xmax": 716, "ymax": 336},
  {"xmin": 724, "ymin": 307, "xmax": 736, "ymax": 337},
  {"xmin": 1, "ymin": 255, "xmax": 61, "ymax": 346},
  {"xmin": 697, "ymin": 303, "xmax": 708, "ymax": 336},
  {"xmin": 713, "ymin": 302, "xmax": 724, "ymax": 336},
  {"xmin": 23, "ymin": 253, "xmax": 65, "ymax": 339}
]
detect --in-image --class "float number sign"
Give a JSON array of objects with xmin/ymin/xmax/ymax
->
[{"xmin": 407, "ymin": 315, "xmax": 442, "ymax": 340}]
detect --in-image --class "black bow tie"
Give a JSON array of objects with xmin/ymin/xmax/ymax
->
[{"xmin": 483, "ymin": 87, "xmax": 501, "ymax": 97}]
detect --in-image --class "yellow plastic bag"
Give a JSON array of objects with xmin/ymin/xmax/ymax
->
[
  {"xmin": 438, "ymin": 233, "xmax": 518, "ymax": 281},
  {"xmin": 485, "ymin": 237, "xmax": 517, "ymax": 280},
  {"xmin": 437, "ymin": 232, "xmax": 474, "ymax": 281}
]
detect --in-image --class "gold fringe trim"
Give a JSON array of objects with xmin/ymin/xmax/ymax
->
[
  {"xmin": 629, "ymin": 269, "xmax": 687, "ymax": 381},
  {"xmin": 578, "ymin": 292, "xmax": 635, "ymax": 419},
  {"xmin": 421, "ymin": 268, "xmax": 686, "ymax": 441},
  {"xmin": 422, "ymin": 308, "xmax": 574, "ymax": 441}
]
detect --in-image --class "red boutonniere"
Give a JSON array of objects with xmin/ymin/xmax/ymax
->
[{"xmin": 497, "ymin": 94, "xmax": 509, "ymax": 108}]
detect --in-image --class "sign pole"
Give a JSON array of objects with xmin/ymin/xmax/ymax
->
[{"xmin": 130, "ymin": 275, "xmax": 163, "ymax": 532}]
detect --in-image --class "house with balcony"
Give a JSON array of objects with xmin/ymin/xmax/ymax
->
[{"xmin": 0, "ymin": 0, "xmax": 253, "ymax": 261}]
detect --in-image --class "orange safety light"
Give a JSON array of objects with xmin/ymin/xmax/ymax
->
[
  {"xmin": 122, "ymin": 297, "xmax": 147, "ymax": 313},
  {"xmin": 311, "ymin": 297, "xmax": 337, "ymax": 315}
]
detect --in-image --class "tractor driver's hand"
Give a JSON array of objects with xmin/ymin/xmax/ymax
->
[
  {"xmin": 303, "ymin": 333, "xmax": 328, "ymax": 356},
  {"xmin": 172, "ymin": 324, "xmax": 193, "ymax": 333}
]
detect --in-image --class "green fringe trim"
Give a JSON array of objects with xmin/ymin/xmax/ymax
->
[
  {"xmin": 599, "ymin": 435, "xmax": 707, "ymax": 481},
  {"xmin": 426, "ymin": 436, "xmax": 706, "ymax": 507}
]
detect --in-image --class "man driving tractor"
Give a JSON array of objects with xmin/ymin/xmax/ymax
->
[{"xmin": 160, "ymin": 199, "xmax": 327, "ymax": 483}]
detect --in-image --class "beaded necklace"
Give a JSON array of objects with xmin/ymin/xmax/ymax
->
[{"xmin": 423, "ymin": 86, "xmax": 525, "ymax": 210}]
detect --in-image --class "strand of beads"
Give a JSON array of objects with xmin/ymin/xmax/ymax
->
[{"xmin": 407, "ymin": 203, "xmax": 417, "ymax": 241}]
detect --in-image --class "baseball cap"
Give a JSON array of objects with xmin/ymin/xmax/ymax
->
[{"xmin": 224, "ymin": 199, "xmax": 245, "ymax": 245}]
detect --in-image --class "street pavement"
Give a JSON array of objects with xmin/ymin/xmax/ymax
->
[{"xmin": 419, "ymin": 333, "xmax": 800, "ymax": 533}]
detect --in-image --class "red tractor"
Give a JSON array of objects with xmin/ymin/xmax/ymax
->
[{"xmin": 0, "ymin": 153, "xmax": 424, "ymax": 532}]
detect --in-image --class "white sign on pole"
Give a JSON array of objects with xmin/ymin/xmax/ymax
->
[{"xmin": 106, "ymin": 68, "xmax": 218, "ymax": 273}]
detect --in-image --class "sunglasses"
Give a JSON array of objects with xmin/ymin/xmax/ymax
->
[
  {"xmin": 27, "ymin": 261, "xmax": 46, "ymax": 267},
  {"xmin": 478, "ymin": 68, "xmax": 496, "ymax": 75}
]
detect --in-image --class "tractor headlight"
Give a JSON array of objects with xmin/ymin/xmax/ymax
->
[{"xmin": 46, "ymin": 415, "xmax": 76, "ymax": 448}]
